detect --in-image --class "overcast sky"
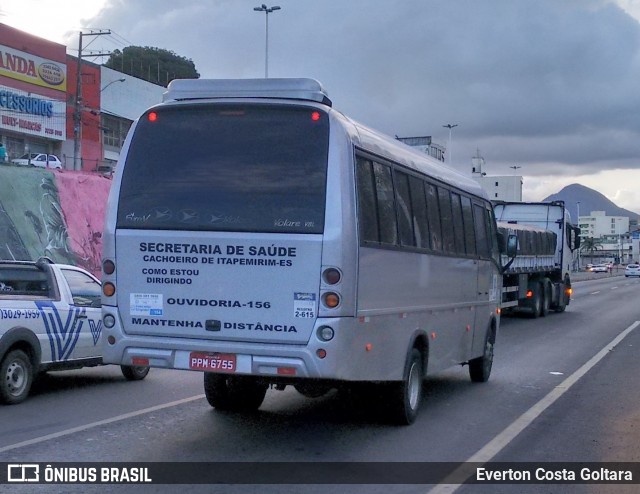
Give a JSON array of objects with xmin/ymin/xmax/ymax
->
[{"xmin": 3, "ymin": 0, "xmax": 640, "ymax": 211}]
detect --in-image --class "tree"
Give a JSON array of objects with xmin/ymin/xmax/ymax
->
[
  {"xmin": 105, "ymin": 46, "xmax": 199, "ymax": 87},
  {"xmin": 580, "ymin": 237, "xmax": 603, "ymax": 264}
]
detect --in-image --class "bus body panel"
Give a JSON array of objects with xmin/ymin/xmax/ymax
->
[{"xmin": 115, "ymin": 230, "xmax": 323, "ymax": 344}]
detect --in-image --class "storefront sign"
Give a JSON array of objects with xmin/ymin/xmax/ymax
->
[
  {"xmin": 0, "ymin": 45, "xmax": 67, "ymax": 92},
  {"xmin": 0, "ymin": 85, "xmax": 65, "ymax": 140}
]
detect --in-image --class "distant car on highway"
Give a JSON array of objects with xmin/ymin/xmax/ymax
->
[
  {"xmin": 624, "ymin": 264, "xmax": 640, "ymax": 277},
  {"xmin": 590, "ymin": 264, "xmax": 609, "ymax": 273},
  {"xmin": 11, "ymin": 153, "xmax": 62, "ymax": 169}
]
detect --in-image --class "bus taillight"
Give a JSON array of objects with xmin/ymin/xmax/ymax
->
[
  {"xmin": 322, "ymin": 267, "xmax": 341, "ymax": 285},
  {"xmin": 103, "ymin": 259, "xmax": 115, "ymax": 275}
]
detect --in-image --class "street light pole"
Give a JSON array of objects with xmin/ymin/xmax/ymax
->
[
  {"xmin": 100, "ymin": 78, "xmax": 125, "ymax": 92},
  {"xmin": 442, "ymin": 123, "xmax": 458, "ymax": 166},
  {"xmin": 577, "ymin": 201, "xmax": 581, "ymax": 270},
  {"xmin": 254, "ymin": 4, "xmax": 281, "ymax": 78}
]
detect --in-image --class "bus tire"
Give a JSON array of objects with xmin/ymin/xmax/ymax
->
[
  {"xmin": 121, "ymin": 365, "xmax": 150, "ymax": 381},
  {"xmin": 294, "ymin": 383, "xmax": 332, "ymax": 398},
  {"xmin": 203, "ymin": 373, "xmax": 267, "ymax": 411},
  {"xmin": 388, "ymin": 348, "xmax": 423, "ymax": 425},
  {"xmin": 0, "ymin": 349, "xmax": 33, "ymax": 405},
  {"xmin": 469, "ymin": 331, "xmax": 495, "ymax": 383}
]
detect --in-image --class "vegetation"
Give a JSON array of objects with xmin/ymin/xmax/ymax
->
[
  {"xmin": 105, "ymin": 46, "xmax": 199, "ymax": 87},
  {"xmin": 580, "ymin": 236, "xmax": 603, "ymax": 264}
]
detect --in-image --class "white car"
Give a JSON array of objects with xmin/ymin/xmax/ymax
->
[
  {"xmin": 625, "ymin": 264, "xmax": 640, "ymax": 277},
  {"xmin": 12, "ymin": 153, "xmax": 62, "ymax": 169},
  {"xmin": 591, "ymin": 264, "xmax": 609, "ymax": 273}
]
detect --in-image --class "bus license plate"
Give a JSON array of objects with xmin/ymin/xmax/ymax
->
[{"xmin": 189, "ymin": 352, "xmax": 236, "ymax": 373}]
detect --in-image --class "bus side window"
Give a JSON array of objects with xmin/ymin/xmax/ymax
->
[
  {"xmin": 461, "ymin": 196, "xmax": 476, "ymax": 255},
  {"xmin": 372, "ymin": 161, "xmax": 398, "ymax": 246},
  {"xmin": 451, "ymin": 192, "xmax": 466, "ymax": 255},
  {"xmin": 437, "ymin": 187, "xmax": 455, "ymax": 253},
  {"xmin": 408, "ymin": 176, "xmax": 430, "ymax": 249},
  {"xmin": 425, "ymin": 183, "xmax": 442, "ymax": 251},
  {"xmin": 394, "ymin": 171, "xmax": 415, "ymax": 247},
  {"xmin": 355, "ymin": 156, "xmax": 379, "ymax": 243},
  {"xmin": 473, "ymin": 204, "xmax": 491, "ymax": 258}
]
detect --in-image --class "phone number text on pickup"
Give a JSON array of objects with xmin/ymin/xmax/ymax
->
[{"xmin": 0, "ymin": 309, "xmax": 41, "ymax": 319}]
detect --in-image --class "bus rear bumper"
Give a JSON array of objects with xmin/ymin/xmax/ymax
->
[{"xmin": 101, "ymin": 312, "xmax": 408, "ymax": 382}]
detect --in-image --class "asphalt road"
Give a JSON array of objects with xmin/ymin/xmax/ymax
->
[{"xmin": 1, "ymin": 275, "xmax": 639, "ymax": 494}]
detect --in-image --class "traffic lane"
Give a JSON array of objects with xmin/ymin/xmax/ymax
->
[
  {"xmin": 571, "ymin": 274, "xmax": 640, "ymax": 298},
  {"xmin": 497, "ymin": 276, "xmax": 640, "ymax": 388},
  {"xmin": 456, "ymin": 320, "xmax": 640, "ymax": 494},
  {"xmin": 0, "ymin": 366, "xmax": 203, "ymax": 448},
  {"xmin": 2, "ymin": 282, "xmax": 637, "ymax": 462},
  {"xmin": 2, "ymin": 280, "xmax": 638, "ymax": 494}
]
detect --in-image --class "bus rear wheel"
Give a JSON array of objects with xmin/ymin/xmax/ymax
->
[
  {"xmin": 388, "ymin": 348, "xmax": 423, "ymax": 425},
  {"xmin": 469, "ymin": 333, "xmax": 494, "ymax": 383},
  {"xmin": 203, "ymin": 373, "xmax": 267, "ymax": 411}
]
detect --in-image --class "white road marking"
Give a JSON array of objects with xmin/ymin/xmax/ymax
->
[
  {"xmin": 426, "ymin": 320, "xmax": 640, "ymax": 494},
  {"xmin": 0, "ymin": 394, "xmax": 205, "ymax": 453},
  {"xmin": 590, "ymin": 291, "xmax": 601, "ymax": 295}
]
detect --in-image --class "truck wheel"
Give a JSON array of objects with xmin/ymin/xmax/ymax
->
[
  {"xmin": 555, "ymin": 276, "xmax": 571, "ymax": 312},
  {"xmin": 204, "ymin": 373, "xmax": 267, "ymax": 411},
  {"xmin": 0, "ymin": 350, "xmax": 33, "ymax": 404},
  {"xmin": 387, "ymin": 348, "xmax": 423, "ymax": 425},
  {"xmin": 469, "ymin": 332, "xmax": 494, "ymax": 383},
  {"xmin": 120, "ymin": 365, "xmax": 150, "ymax": 381},
  {"xmin": 540, "ymin": 280, "xmax": 551, "ymax": 317},
  {"xmin": 528, "ymin": 283, "xmax": 542, "ymax": 318}
]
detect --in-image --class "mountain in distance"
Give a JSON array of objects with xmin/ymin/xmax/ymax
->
[{"xmin": 542, "ymin": 183, "xmax": 640, "ymax": 223}]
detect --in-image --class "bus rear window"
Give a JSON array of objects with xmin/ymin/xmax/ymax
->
[{"xmin": 117, "ymin": 104, "xmax": 329, "ymax": 233}]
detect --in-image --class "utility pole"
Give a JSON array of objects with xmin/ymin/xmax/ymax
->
[{"xmin": 73, "ymin": 29, "xmax": 111, "ymax": 171}]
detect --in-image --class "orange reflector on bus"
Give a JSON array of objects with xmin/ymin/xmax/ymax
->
[
  {"xmin": 103, "ymin": 282, "xmax": 116, "ymax": 297},
  {"xmin": 526, "ymin": 290, "xmax": 533, "ymax": 298},
  {"xmin": 323, "ymin": 292, "xmax": 340, "ymax": 308},
  {"xmin": 316, "ymin": 349, "xmax": 327, "ymax": 359},
  {"xmin": 132, "ymin": 357, "xmax": 149, "ymax": 366}
]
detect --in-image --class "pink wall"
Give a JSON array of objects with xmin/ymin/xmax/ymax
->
[{"xmin": 54, "ymin": 171, "xmax": 111, "ymax": 276}]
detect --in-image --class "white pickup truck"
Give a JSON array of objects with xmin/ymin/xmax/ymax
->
[{"xmin": 0, "ymin": 257, "xmax": 148, "ymax": 404}]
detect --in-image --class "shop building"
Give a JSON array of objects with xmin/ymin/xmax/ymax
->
[
  {"xmin": 0, "ymin": 23, "xmax": 67, "ymax": 162},
  {"xmin": 1, "ymin": 23, "xmax": 165, "ymax": 173}
]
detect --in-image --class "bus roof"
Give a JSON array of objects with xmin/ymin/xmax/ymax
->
[
  {"xmin": 163, "ymin": 78, "xmax": 332, "ymax": 106},
  {"xmin": 342, "ymin": 115, "xmax": 489, "ymax": 201}
]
